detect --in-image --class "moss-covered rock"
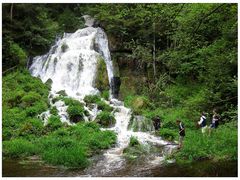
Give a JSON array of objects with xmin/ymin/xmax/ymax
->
[
  {"xmin": 45, "ymin": 78, "xmax": 53, "ymax": 89},
  {"xmin": 61, "ymin": 43, "xmax": 68, "ymax": 52},
  {"xmin": 95, "ymin": 56, "xmax": 109, "ymax": 92},
  {"xmin": 95, "ymin": 111, "xmax": 116, "ymax": 128},
  {"xmin": 56, "ymin": 90, "xmax": 67, "ymax": 96}
]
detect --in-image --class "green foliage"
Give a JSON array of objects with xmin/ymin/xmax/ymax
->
[
  {"xmin": 42, "ymin": 146, "xmax": 89, "ymax": 168},
  {"xmin": 157, "ymin": 128, "xmax": 177, "ymax": 141},
  {"xmin": 124, "ymin": 95, "xmax": 153, "ymax": 114},
  {"xmin": 129, "ymin": 136, "xmax": 140, "ymax": 147},
  {"xmin": 101, "ymin": 90, "xmax": 110, "ymax": 100},
  {"xmin": 50, "ymin": 106, "xmax": 58, "ymax": 116},
  {"xmin": 84, "ymin": 94, "xmax": 113, "ymax": 113},
  {"xmin": 36, "ymin": 122, "xmax": 116, "ymax": 167},
  {"xmin": 173, "ymin": 123, "xmax": 237, "ymax": 163},
  {"xmin": 123, "ymin": 141, "xmax": 149, "ymax": 161},
  {"xmin": 20, "ymin": 91, "xmax": 42, "ymax": 107},
  {"xmin": 8, "ymin": 41, "xmax": 27, "ymax": 67},
  {"xmin": 2, "ymin": 69, "xmax": 49, "ymax": 140},
  {"xmin": 84, "ymin": 94, "xmax": 101, "ymax": 104},
  {"xmin": 96, "ymin": 100, "xmax": 113, "ymax": 112},
  {"xmin": 17, "ymin": 118, "xmax": 44, "ymax": 139},
  {"xmin": 95, "ymin": 111, "xmax": 116, "ymax": 128},
  {"xmin": 3, "ymin": 139, "xmax": 38, "ymax": 158},
  {"xmin": 45, "ymin": 115, "xmax": 63, "ymax": 132}
]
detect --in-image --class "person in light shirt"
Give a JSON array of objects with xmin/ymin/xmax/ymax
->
[{"xmin": 198, "ymin": 112, "xmax": 208, "ymax": 134}]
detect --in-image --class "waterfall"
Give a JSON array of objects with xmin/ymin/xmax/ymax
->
[
  {"xmin": 30, "ymin": 27, "xmax": 113, "ymax": 100},
  {"xmin": 29, "ymin": 23, "xmax": 176, "ymax": 176}
]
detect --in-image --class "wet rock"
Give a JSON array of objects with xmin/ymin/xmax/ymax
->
[
  {"xmin": 82, "ymin": 15, "xmax": 100, "ymax": 27},
  {"xmin": 111, "ymin": 76, "xmax": 121, "ymax": 99},
  {"xmin": 45, "ymin": 78, "xmax": 53, "ymax": 89},
  {"xmin": 56, "ymin": 90, "xmax": 67, "ymax": 96}
]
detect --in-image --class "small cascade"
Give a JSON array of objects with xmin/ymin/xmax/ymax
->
[{"xmin": 29, "ymin": 17, "xmax": 177, "ymax": 176}]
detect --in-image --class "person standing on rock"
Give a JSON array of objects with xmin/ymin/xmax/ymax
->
[{"xmin": 176, "ymin": 119, "xmax": 185, "ymax": 149}]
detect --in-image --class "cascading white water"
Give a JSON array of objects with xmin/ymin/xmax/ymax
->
[
  {"xmin": 29, "ymin": 24, "xmax": 176, "ymax": 176},
  {"xmin": 30, "ymin": 27, "xmax": 114, "ymax": 100}
]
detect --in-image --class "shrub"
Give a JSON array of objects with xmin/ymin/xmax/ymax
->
[
  {"xmin": 101, "ymin": 90, "xmax": 110, "ymax": 100},
  {"xmin": 18, "ymin": 118, "xmax": 44, "ymax": 138},
  {"xmin": 129, "ymin": 136, "xmax": 140, "ymax": 147},
  {"xmin": 45, "ymin": 115, "xmax": 63, "ymax": 132},
  {"xmin": 84, "ymin": 95, "xmax": 101, "ymax": 104},
  {"xmin": 157, "ymin": 128, "xmax": 177, "ymax": 141},
  {"xmin": 25, "ymin": 101, "xmax": 48, "ymax": 117},
  {"xmin": 67, "ymin": 105, "xmax": 85, "ymax": 123},
  {"xmin": 20, "ymin": 91, "xmax": 42, "ymax": 107},
  {"xmin": 50, "ymin": 106, "xmax": 58, "ymax": 116},
  {"xmin": 96, "ymin": 100, "xmax": 113, "ymax": 112},
  {"xmin": 95, "ymin": 111, "xmax": 116, "ymax": 128}
]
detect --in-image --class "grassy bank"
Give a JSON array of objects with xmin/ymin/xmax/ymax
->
[
  {"xmin": 122, "ymin": 82, "xmax": 237, "ymax": 164},
  {"xmin": 2, "ymin": 69, "xmax": 117, "ymax": 168}
]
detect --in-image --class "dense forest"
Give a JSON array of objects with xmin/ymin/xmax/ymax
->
[{"xmin": 2, "ymin": 3, "xmax": 238, "ymax": 176}]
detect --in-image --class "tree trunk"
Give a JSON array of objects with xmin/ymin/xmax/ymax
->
[
  {"xmin": 10, "ymin": 3, "xmax": 13, "ymax": 22},
  {"xmin": 153, "ymin": 22, "xmax": 156, "ymax": 81}
]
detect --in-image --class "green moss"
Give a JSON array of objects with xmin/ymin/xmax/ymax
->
[{"xmin": 95, "ymin": 56, "xmax": 109, "ymax": 92}]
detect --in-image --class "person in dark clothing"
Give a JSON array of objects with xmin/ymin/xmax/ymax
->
[
  {"xmin": 176, "ymin": 119, "xmax": 185, "ymax": 149},
  {"xmin": 153, "ymin": 116, "xmax": 161, "ymax": 131},
  {"xmin": 209, "ymin": 109, "xmax": 220, "ymax": 135}
]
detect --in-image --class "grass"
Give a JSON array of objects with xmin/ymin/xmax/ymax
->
[{"xmin": 2, "ymin": 69, "xmax": 117, "ymax": 168}]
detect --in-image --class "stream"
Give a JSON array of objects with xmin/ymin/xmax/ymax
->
[{"xmin": 3, "ymin": 158, "xmax": 237, "ymax": 177}]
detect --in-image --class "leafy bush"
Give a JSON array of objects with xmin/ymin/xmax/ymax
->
[
  {"xmin": 18, "ymin": 118, "xmax": 44, "ymax": 138},
  {"xmin": 84, "ymin": 94, "xmax": 101, "ymax": 104},
  {"xmin": 50, "ymin": 106, "xmax": 58, "ymax": 116},
  {"xmin": 96, "ymin": 100, "xmax": 113, "ymax": 112},
  {"xmin": 95, "ymin": 111, "xmax": 116, "ymax": 128},
  {"xmin": 67, "ymin": 105, "xmax": 85, "ymax": 123},
  {"xmin": 101, "ymin": 90, "xmax": 110, "ymax": 100},
  {"xmin": 129, "ymin": 136, "xmax": 140, "ymax": 147},
  {"xmin": 45, "ymin": 115, "xmax": 63, "ymax": 132},
  {"xmin": 20, "ymin": 91, "xmax": 42, "ymax": 107},
  {"xmin": 157, "ymin": 128, "xmax": 177, "ymax": 141},
  {"xmin": 9, "ymin": 41, "xmax": 27, "ymax": 66}
]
